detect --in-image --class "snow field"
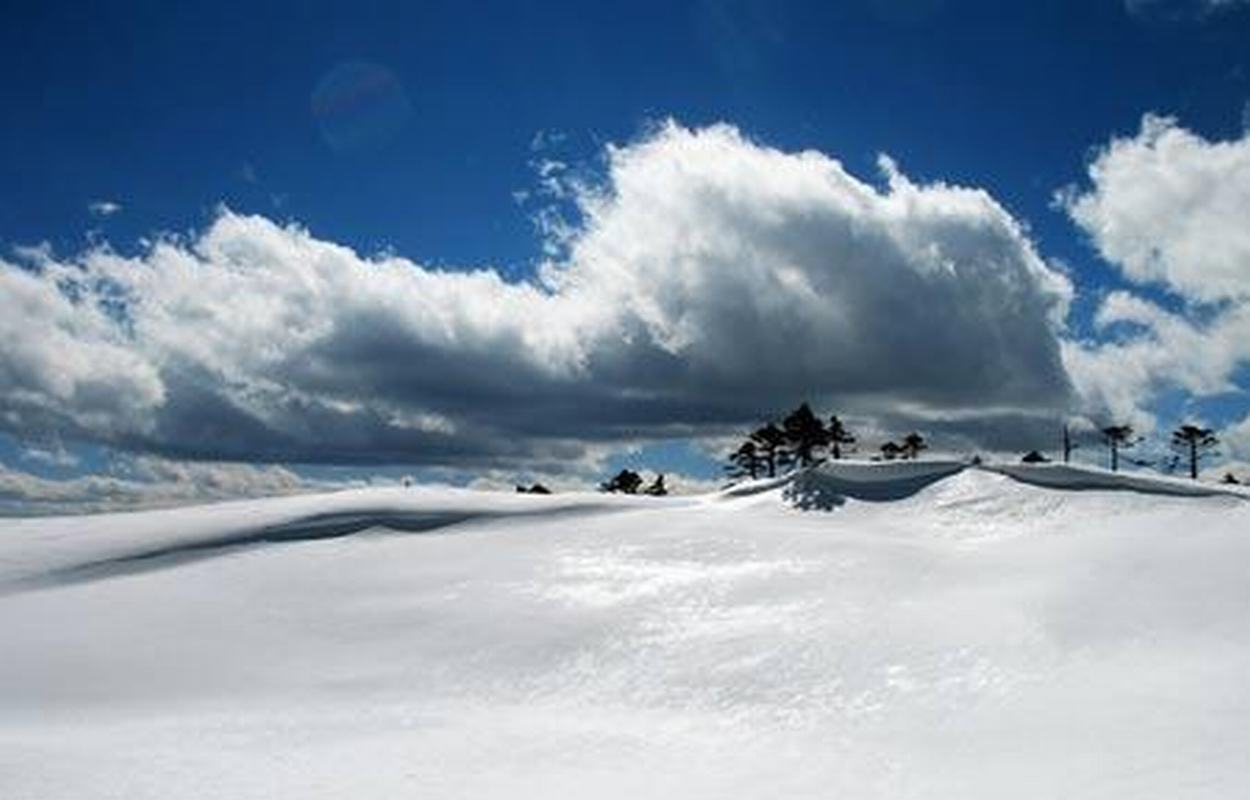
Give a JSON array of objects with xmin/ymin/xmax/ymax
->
[{"xmin": 1, "ymin": 465, "xmax": 1247, "ymax": 798}]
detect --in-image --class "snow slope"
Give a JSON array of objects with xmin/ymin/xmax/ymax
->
[{"xmin": 1, "ymin": 465, "xmax": 1248, "ymax": 799}]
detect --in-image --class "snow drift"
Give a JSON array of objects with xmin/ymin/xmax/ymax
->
[
  {"xmin": 1, "ymin": 465, "xmax": 1247, "ymax": 799},
  {"xmin": 784, "ymin": 459, "xmax": 967, "ymax": 509},
  {"xmin": 990, "ymin": 462, "xmax": 1243, "ymax": 497}
]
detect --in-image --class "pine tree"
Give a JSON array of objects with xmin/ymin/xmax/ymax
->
[
  {"xmin": 600, "ymin": 469, "xmax": 643, "ymax": 494},
  {"xmin": 782, "ymin": 403, "xmax": 829, "ymax": 467},
  {"xmin": 880, "ymin": 441, "xmax": 903, "ymax": 461},
  {"xmin": 1170, "ymin": 424, "xmax": 1218, "ymax": 480},
  {"xmin": 900, "ymin": 432, "xmax": 928, "ymax": 460},
  {"xmin": 827, "ymin": 415, "xmax": 856, "ymax": 460},
  {"xmin": 725, "ymin": 440, "xmax": 763, "ymax": 480},
  {"xmin": 1100, "ymin": 425, "xmax": 1136, "ymax": 472},
  {"xmin": 750, "ymin": 423, "xmax": 787, "ymax": 478},
  {"xmin": 516, "ymin": 483, "xmax": 552, "ymax": 494}
]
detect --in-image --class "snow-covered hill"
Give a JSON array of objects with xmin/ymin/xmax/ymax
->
[{"xmin": 1, "ymin": 464, "xmax": 1247, "ymax": 799}]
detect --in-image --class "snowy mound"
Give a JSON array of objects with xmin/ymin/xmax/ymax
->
[
  {"xmin": 783, "ymin": 460, "xmax": 967, "ymax": 509},
  {"xmin": 991, "ymin": 462, "xmax": 1245, "ymax": 498},
  {"xmin": 772, "ymin": 460, "xmax": 1247, "ymax": 513},
  {"xmin": 2, "ymin": 472, "xmax": 1249, "ymax": 798}
]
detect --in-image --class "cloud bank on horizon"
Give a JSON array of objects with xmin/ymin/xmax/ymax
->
[
  {"xmin": 2, "ymin": 114, "xmax": 1250, "ymax": 502},
  {"xmin": 0, "ymin": 456, "xmax": 316, "ymax": 516}
]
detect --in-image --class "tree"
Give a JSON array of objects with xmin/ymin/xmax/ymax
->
[
  {"xmin": 1021, "ymin": 450, "xmax": 1049, "ymax": 464},
  {"xmin": 1222, "ymin": 472, "xmax": 1241, "ymax": 485},
  {"xmin": 1062, "ymin": 424, "xmax": 1079, "ymax": 464},
  {"xmin": 725, "ymin": 440, "xmax": 763, "ymax": 480},
  {"xmin": 827, "ymin": 415, "xmax": 856, "ymax": 460},
  {"xmin": 782, "ymin": 403, "xmax": 829, "ymax": 467},
  {"xmin": 900, "ymin": 432, "xmax": 928, "ymax": 460},
  {"xmin": 1100, "ymin": 425, "xmax": 1137, "ymax": 472},
  {"xmin": 750, "ymin": 423, "xmax": 787, "ymax": 478},
  {"xmin": 516, "ymin": 483, "xmax": 551, "ymax": 494},
  {"xmin": 600, "ymin": 469, "xmax": 643, "ymax": 494},
  {"xmin": 879, "ymin": 441, "xmax": 903, "ymax": 461},
  {"xmin": 1170, "ymin": 424, "xmax": 1218, "ymax": 480},
  {"xmin": 643, "ymin": 474, "xmax": 668, "ymax": 496}
]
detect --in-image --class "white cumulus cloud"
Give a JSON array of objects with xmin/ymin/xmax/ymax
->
[
  {"xmin": 1060, "ymin": 114, "xmax": 1250, "ymax": 303},
  {"xmin": 1059, "ymin": 116, "xmax": 1250, "ymax": 435},
  {"xmin": 1, "ymin": 122, "xmax": 1075, "ymax": 469}
]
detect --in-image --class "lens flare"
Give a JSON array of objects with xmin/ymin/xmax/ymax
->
[{"xmin": 311, "ymin": 61, "xmax": 413, "ymax": 153}]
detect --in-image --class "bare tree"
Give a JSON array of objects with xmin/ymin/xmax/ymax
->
[{"xmin": 1062, "ymin": 423, "xmax": 1079, "ymax": 464}]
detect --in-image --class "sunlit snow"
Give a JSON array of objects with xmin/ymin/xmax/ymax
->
[{"xmin": 1, "ymin": 463, "xmax": 1247, "ymax": 799}]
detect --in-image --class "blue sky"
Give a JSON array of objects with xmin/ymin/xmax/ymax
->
[
  {"xmin": 6, "ymin": 2, "xmax": 1246, "ymax": 269},
  {"xmin": 2, "ymin": 0, "xmax": 1250, "ymax": 509}
]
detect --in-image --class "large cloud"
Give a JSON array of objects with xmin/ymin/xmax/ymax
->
[
  {"xmin": 1060, "ymin": 116, "xmax": 1250, "ymax": 428},
  {"xmin": 1, "ymin": 122, "xmax": 1074, "ymax": 468}
]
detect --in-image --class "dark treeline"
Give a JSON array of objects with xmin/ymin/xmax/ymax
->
[
  {"xmin": 721, "ymin": 405, "xmax": 1229, "ymax": 484},
  {"xmin": 726, "ymin": 402, "xmax": 929, "ymax": 480},
  {"xmin": 570, "ymin": 416, "xmax": 1230, "ymax": 498},
  {"xmin": 599, "ymin": 470, "xmax": 668, "ymax": 496}
]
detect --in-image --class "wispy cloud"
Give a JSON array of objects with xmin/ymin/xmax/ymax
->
[
  {"xmin": 1125, "ymin": 0, "xmax": 1250, "ymax": 19},
  {"xmin": 87, "ymin": 200, "xmax": 122, "ymax": 217},
  {"xmin": 19, "ymin": 444, "xmax": 78, "ymax": 469}
]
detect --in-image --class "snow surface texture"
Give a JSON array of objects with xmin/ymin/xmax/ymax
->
[{"xmin": 1, "ymin": 464, "xmax": 1248, "ymax": 799}]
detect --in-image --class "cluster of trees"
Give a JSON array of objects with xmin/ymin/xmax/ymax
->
[
  {"xmin": 725, "ymin": 403, "xmax": 928, "ymax": 479},
  {"xmin": 585, "ymin": 415, "xmax": 1230, "ymax": 497},
  {"xmin": 1090, "ymin": 423, "xmax": 1219, "ymax": 480},
  {"xmin": 1040, "ymin": 423, "xmax": 1221, "ymax": 481},
  {"xmin": 599, "ymin": 470, "xmax": 669, "ymax": 496},
  {"xmin": 719, "ymin": 405, "xmax": 1228, "ymax": 485}
]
